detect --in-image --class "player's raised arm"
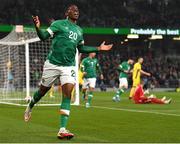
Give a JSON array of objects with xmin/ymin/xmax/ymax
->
[
  {"xmin": 77, "ymin": 41, "xmax": 113, "ymax": 53},
  {"xmin": 32, "ymin": 16, "xmax": 54, "ymax": 41},
  {"xmin": 140, "ymin": 70, "xmax": 151, "ymax": 76},
  {"xmin": 32, "ymin": 16, "xmax": 40, "ymax": 28},
  {"xmin": 98, "ymin": 41, "xmax": 113, "ymax": 51}
]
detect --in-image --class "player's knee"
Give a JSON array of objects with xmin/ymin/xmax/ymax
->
[
  {"xmin": 82, "ymin": 88, "xmax": 86, "ymax": 92},
  {"xmin": 39, "ymin": 85, "xmax": 51, "ymax": 96},
  {"xmin": 62, "ymin": 89, "xmax": 73, "ymax": 98},
  {"xmin": 61, "ymin": 83, "xmax": 74, "ymax": 97},
  {"xmin": 62, "ymin": 89, "xmax": 72, "ymax": 97}
]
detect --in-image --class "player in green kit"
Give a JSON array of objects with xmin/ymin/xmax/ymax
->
[
  {"xmin": 24, "ymin": 5, "xmax": 113, "ymax": 139},
  {"xmin": 81, "ymin": 53, "xmax": 103, "ymax": 108},
  {"xmin": 113, "ymin": 59, "xmax": 134, "ymax": 102}
]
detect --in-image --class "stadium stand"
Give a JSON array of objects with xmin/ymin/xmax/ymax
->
[{"xmin": 0, "ymin": 0, "xmax": 180, "ymax": 28}]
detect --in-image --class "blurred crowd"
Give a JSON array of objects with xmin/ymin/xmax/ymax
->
[
  {"xmin": 97, "ymin": 52, "xmax": 180, "ymax": 88},
  {"xmin": 29, "ymin": 51, "xmax": 179, "ymax": 88},
  {"xmin": 0, "ymin": 0, "xmax": 180, "ymax": 28}
]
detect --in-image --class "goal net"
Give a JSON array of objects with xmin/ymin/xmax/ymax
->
[{"xmin": 0, "ymin": 25, "xmax": 79, "ymax": 106}]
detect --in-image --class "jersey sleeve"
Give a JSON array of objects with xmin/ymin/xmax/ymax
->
[
  {"xmin": 77, "ymin": 29, "xmax": 99, "ymax": 53},
  {"xmin": 118, "ymin": 62, "xmax": 124, "ymax": 71},
  {"xmin": 46, "ymin": 20, "xmax": 60, "ymax": 37},
  {"xmin": 78, "ymin": 28, "xmax": 84, "ymax": 46},
  {"xmin": 137, "ymin": 63, "xmax": 141, "ymax": 70},
  {"xmin": 35, "ymin": 28, "xmax": 50, "ymax": 41}
]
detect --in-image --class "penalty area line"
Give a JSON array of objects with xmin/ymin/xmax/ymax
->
[{"xmin": 89, "ymin": 105, "xmax": 180, "ymax": 117}]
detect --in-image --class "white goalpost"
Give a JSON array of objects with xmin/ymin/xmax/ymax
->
[{"xmin": 0, "ymin": 25, "xmax": 80, "ymax": 106}]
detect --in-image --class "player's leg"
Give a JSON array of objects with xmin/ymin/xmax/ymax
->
[
  {"xmin": 150, "ymin": 97, "xmax": 171, "ymax": 104},
  {"xmin": 113, "ymin": 78, "xmax": 128, "ymax": 102},
  {"xmin": 82, "ymin": 78, "xmax": 88, "ymax": 100},
  {"xmin": 58, "ymin": 84, "xmax": 62, "ymax": 94},
  {"xmin": 86, "ymin": 87, "xmax": 94, "ymax": 108},
  {"xmin": 79, "ymin": 78, "xmax": 83, "ymax": 92},
  {"xmin": 114, "ymin": 86, "xmax": 126, "ymax": 101},
  {"xmin": 58, "ymin": 83, "xmax": 74, "ymax": 139},
  {"xmin": 71, "ymin": 87, "xmax": 75, "ymax": 103},
  {"xmin": 57, "ymin": 66, "xmax": 76, "ymax": 139},
  {"xmin": 129, "ymin": 79, "xmax": 139, "ymax": 99},
  {"xmin": 82, "ymin": 88, "xmax": 87, "ymax": 100},
  {"xmin": 49, "ymin": 84, "xmax": 55, "ymax": 98},
  {"xmin": 79, "ymin": 84, "xmax": 82, "ymax": 92},
  {"xmin": 150, "ymin": 98, "xmax": 165, "ymax": 104},
  {"xmin": 134, "ymin": 96, "xmax": 151, "ymax": 104},
  {"xmin": 24, "ymin": 84, "xmax": 51, "ymax": 122},
  {"xmin": 24, "ymin": 60, "xmax": 59, "ymax": 122},
  {"xmin": 129, "ymin": 86, "xmax": 136, "ymax": 99},
  {"xmin": 86, "ymin": 78, "xmax": 96, "ymax": 108}
]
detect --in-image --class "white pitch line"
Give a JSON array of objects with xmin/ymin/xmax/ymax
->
[
  {"xmin": 89, "ymin": 105, "xmax": 180, "ymax": 117},
  {"xmin": 0, "ymin": 102, "xmax": 21, "ymax": 106}
]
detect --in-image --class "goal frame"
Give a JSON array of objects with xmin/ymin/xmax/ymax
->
[{"xmin": 0, "ymin": 26, "xmax": 80, "ymax": 106}]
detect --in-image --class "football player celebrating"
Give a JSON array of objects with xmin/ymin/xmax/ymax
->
[{"xmin": 24, "ymin": 5, "xmax": 113, "ymax": 139}]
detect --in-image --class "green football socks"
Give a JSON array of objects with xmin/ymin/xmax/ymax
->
[
  {"xmin": 29, "ymin": 90, "xmax": 43, "ymax": 109},
  {"xmin": 60, "ymin": 115, "xmax": 69, "ymax": 128},
  {"xmin": 87, "ymin": 91, "xmax": 93, "ymax": 105},
  {"xmin": 115, "ymin": 88, "xmax": 126, "ymax": 98},
  {"xmin": 60, "ymin": 97, "xmax": 71, "ymax": 128}
]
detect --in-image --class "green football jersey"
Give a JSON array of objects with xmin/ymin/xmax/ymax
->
[
  {"xmin": 118, "ymin": 61, "xmax": 131, "ymax": 78},
  {"xmin": 81, "ymin": 57, "xmax": 101, "ymax": 78},
  {"xmin": 47, "ymin": 19, "xmax": 84, "ymax": 66}
]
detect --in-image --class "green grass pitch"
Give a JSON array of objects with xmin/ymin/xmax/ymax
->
[{"xmin": 0, "ymin": 91, "xmax": 180, "ymax": 143}]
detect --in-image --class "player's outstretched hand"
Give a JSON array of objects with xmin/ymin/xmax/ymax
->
[
  {"xmin": 32, "ymin": 16, "xmax": 40, "ymax": 28},
  {"xmin": 147, "ymin": 73, "xmax": 151, "ymax": 77},
  {"xmin": 98, "ymin": 41, "xmax": 113, "ymax": 51}
]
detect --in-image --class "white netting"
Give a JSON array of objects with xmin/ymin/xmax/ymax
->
[
  {"xmin": 0, "ymin": 26, "xmax": 79, "ymax": 106},
  {"xmin": 0, "ymin": 27, "xmax": 39, "ymax": 45}
]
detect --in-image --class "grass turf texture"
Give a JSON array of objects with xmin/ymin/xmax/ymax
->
[{"xmin": 0, "ymin": 91, "xmax": 180, "ymax": 143}]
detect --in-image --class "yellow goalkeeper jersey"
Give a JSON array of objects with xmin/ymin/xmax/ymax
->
[{"xmin": 133, "ymin": 62, "xmax": 142, "ymax": 80}]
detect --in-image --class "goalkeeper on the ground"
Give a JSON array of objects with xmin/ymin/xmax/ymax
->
[{"xmin": 133, "ymin": 80, "xmax": 172, "ymax": 104}]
